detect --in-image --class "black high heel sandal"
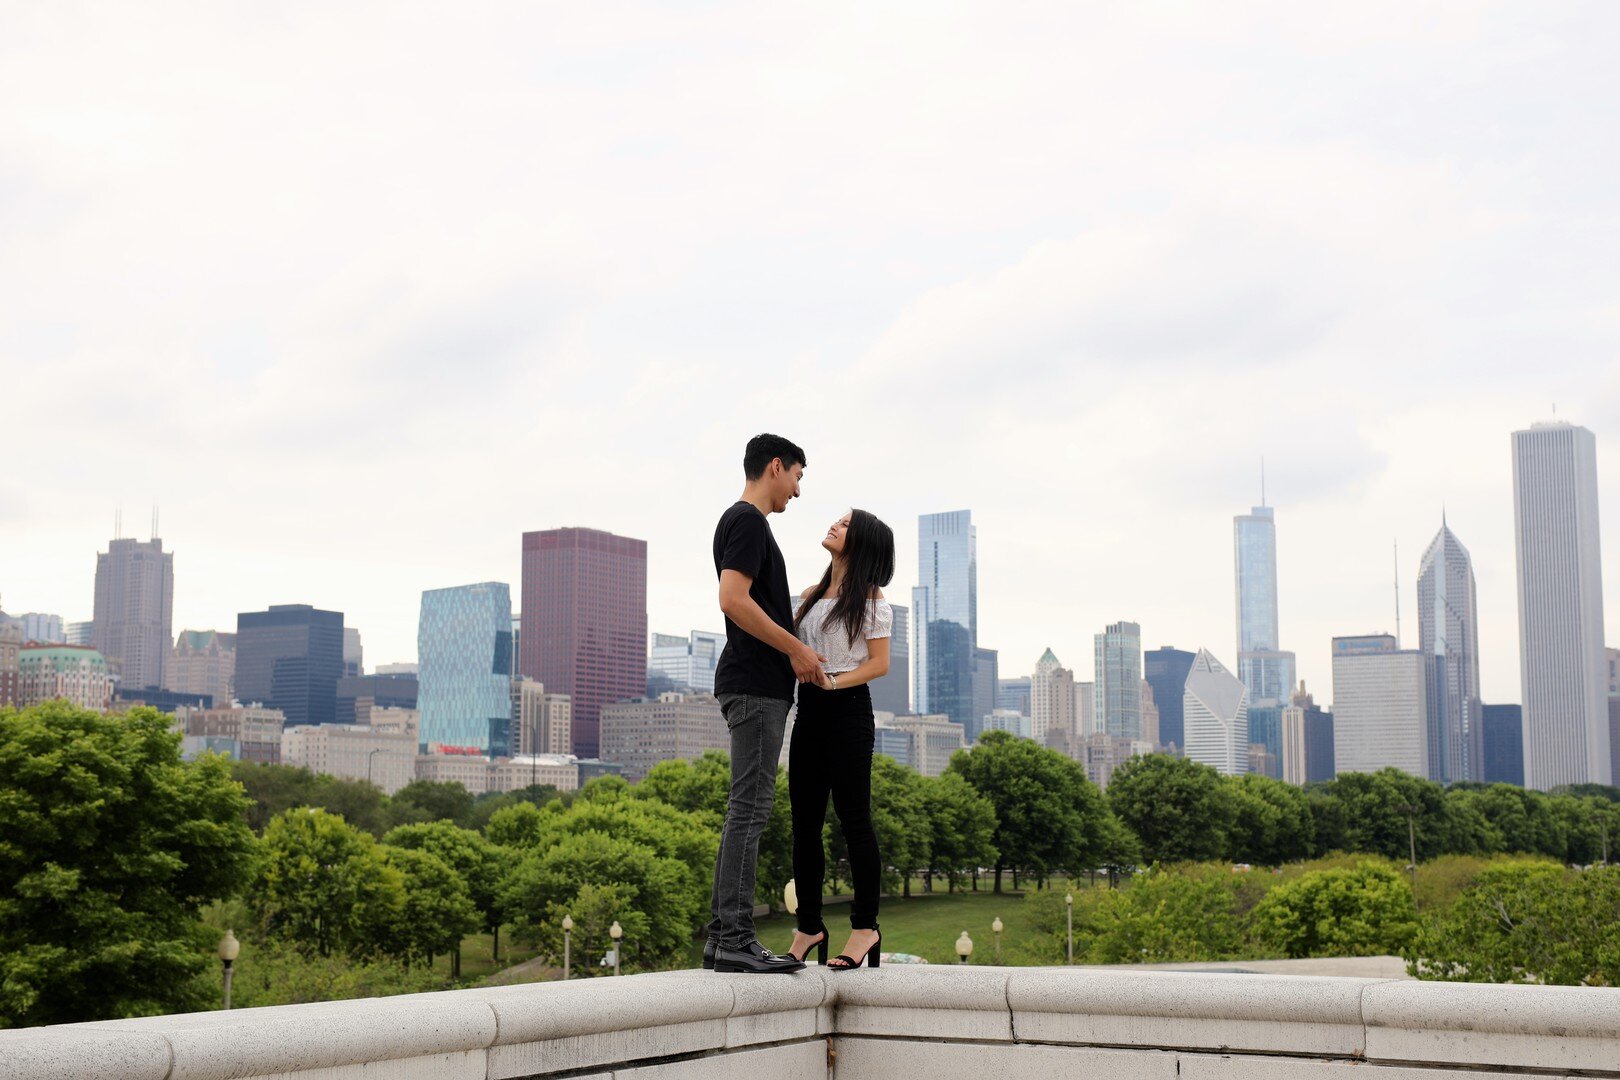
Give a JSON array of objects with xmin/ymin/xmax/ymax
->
[
  {"xmin": 829, "ymin": 926, "xmax": 881, "ymax": 970},
  {"xmin": 788, "ymin": 921, "xmax": 830, "ymax": 965}
]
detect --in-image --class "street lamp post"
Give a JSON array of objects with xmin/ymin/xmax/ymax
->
[
  {"xmin": 991, "ymin": 917, "xmax": 1003, "ymax": 963},
  {"xmin": 955, "ymin": 931, "xmax": 973, "ymax": 965},
  {"xmin": 561, "ymin": 915, "xmax": 573, "ymax": 980},
  {"xmin": 1065, "ymin": 892, "xmax": 1074, "ymax": 964},
  {"xmin": 367, "ymin": 748, "xmax": 384, "ymax": 787},
  {"xmin": 1397, "ymin": 804, "xmax": 1420, "ymax": 903},
  {"xmin": 1594, "ymin": 811, "xmax": 1612, "ymax": 866},
  {"xmin": 610, "ymin": 920, "xmax": 624, "ymax": 976},
  {"xmin": 217, "ymin": 929, "xmax": 240, "ymax": 1010}
]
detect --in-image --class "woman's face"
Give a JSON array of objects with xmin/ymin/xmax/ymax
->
[{"xmin": 821, "ymin": 512, "xmax": 853, "ymax": 558}]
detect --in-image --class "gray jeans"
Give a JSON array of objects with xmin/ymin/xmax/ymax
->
[{"xmin": 705, "ymin": 693, "xmax": 790, "ymax": 949}]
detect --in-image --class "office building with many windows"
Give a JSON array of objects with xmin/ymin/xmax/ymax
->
[
  {"xmin": 1094, "ymin": 621, "xmax": 1143, "ymax": 739},
  {"xmin": 235, "ymin": 605, "xmax": 344, "ymax": 728},
  {"xmin": 869, "ymin": 603, "xmax": 910, "ymax": 717},
  {"xmin": 647, "ymin": 630, "xmax": 725, "ymax": 694},
  {"xmin": 912, "ymin": 511, "xmax": 977, "ymax": 734},
  {"xmin": 1234, "ymin": 503, "xmax": 1296, "ymax": 708},
  {"xmin": 1332, "ymin": 634, "xmax": 1427, "ymax": 777},
  {"xmin": 1418, "ymin": 519, "xmax": 1482, "ymax": 783},
  {"xmin": 521, "ymin": 527, "xmax": 647, "ymax": 759},
  {"xmin": 1512, "ymin": 421, "xmax": 1610, "ymax": 789},
  {"xmin": 418, "ymin": 583, "xmax": 514, "ymax": 755},
  {"xmin": 1281, "ymin": 682, "xmax": 1335, "ymax": 785},
  {"xmin": 1182, "ymin": 649, "xmax": 1249, "ymax": 776},
  {"xmin": 1480, "ymin": 703, "xmax": 1525, "ymax": 787},
  {"xmin": 166, "ymin": 629, "xmax": 236, "ymax": 706},
  {"xmin": 599, "ymin": 692, "xmax": 728, "ymax": 781},
  {"xmin": 1143, "ymin": 646, "xmax": 1194, "ymax": 751},
  {"xmin": 93, "ymin": 536, "xmax": 174, "ymax": 691}
]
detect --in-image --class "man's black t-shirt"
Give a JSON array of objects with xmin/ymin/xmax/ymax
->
[{"xmin": 713, "ymin": 501, "xmax": 795, "ymax": 701}]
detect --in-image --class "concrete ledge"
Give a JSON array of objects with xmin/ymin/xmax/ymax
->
[
  {"xmin": 8, "ymin": 966, "xmax": 1620, "ymax": 1078},
  {"xmin": 832, "ymin": 967, "xmax": 1013, "ymax": 1041},
  {"xmin": 1363, "ymin": 979, "xmax": 1620, "ymax": 1072},
  {"xmin": 1007, "ymin": 969, "xmax": 1383, "ymax": 1056}
]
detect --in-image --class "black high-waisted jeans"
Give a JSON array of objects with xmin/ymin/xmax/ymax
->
[{"xmin": 789, "ymin": 681, "xmax": 880, "ymax": 932}]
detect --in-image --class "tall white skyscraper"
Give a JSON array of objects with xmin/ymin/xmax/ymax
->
[
  {"xmin": 1331, "ymin": 634, "xmax": 1426, "ymax": 777},
  {"xmin": 1417, "ymin": 519, "xmax": 1482, "ymax": 784},
  {"xmin": 1094, "ymin": 621, "xmax": 1143, "ymax": 739},
  {"xmin": 1235, "ymin": 498, "xmax": 1296, "ymax": 706},
  {"xmin": 1513, "ymin": 421, "xmax": 1611, "ymax": 789},
  {"xmin": 1183, "ymin": 649, "xmax": 1249, "ymax": 776}
]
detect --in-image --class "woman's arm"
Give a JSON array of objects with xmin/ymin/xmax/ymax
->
[{"xmin": 828, "ymin": 635, "xmax": 890, "ymax": 690}]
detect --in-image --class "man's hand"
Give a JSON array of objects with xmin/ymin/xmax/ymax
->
[{"xmin": 791, "ymin": 642, "xmax": 828, "ymax": 684}]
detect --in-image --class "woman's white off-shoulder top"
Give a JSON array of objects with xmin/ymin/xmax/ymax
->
[{"xmin": 793, "ymin": 596, "xmax": 893, "ymax": 675}]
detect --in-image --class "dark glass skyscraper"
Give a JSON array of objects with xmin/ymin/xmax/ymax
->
[
  {"xmin": 1481, "ymin": 703, "xmax": 1525, "ymax": 786},
  {"xmin": 869, "ymin": 603, "xmax": 910, "ymax": 716},
  {"xmin": 912, "ymin": 511, "xmax": 977, "ymax": 732},
  {"xmin": 1144, "ymin": 646, "xmax": 1195, "ymax": 751},
  {"xmin": 521, "ymin": 527, "xmax": 647, "ymax": 758},
  {"xmin": 234, "ymin": 604, "xmax": 344, "ymax": 727},
  {"xmin": 418, "ymin": 582, "xmax": 514, "ymax": 754}
]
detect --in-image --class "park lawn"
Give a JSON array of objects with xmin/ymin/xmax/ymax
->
[
  {"xmin": 681, "ymin": 881, "xmax": 1084, "ymax": 968},
  {"xmin": 433, "ymin": 929, "xmax": 541, "ymax": 981}
]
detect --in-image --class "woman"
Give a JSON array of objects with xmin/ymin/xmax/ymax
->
[{"xmin": 784, "ymin": 508, "xmax": 895, "ymax": 971}]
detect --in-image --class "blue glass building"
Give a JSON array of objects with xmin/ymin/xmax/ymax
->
[
  {"xmin": 912, "ymin": 511, "xmax": 977, "ymax": 734},
  {"xmin": 1144, "ymin": 646, "xmax": 1195, "ymax": 751},
  {"xmin": 1481, "ymin": 703, "xmax": 1525, "ymax": 786},
  {"xmin": 1235, "ymin": 503, "xmax": 1296, "ymax": 705},
  {"xmin": 418, "ymin": 582, "xmax": 515, "ymax": 754}
]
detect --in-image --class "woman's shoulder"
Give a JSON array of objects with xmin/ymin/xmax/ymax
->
[
  {"xmin": 799, "ymin": 585, "xmax": 821, "ymax": 600},
  {"xmin": 867, "ymin": 587, "xmax": 886, "ymax": 603}
]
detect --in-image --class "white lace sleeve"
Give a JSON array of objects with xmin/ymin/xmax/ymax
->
[{"xmin": 864, "ymin": 599, "xmax": 893, "ymax": 640}]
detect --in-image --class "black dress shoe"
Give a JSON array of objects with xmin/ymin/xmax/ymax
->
[
  {"xmin": 713, "ymin": 939, "xmax": 806, "ymax": 974},
  {"xmin": 702, "ymin": 936, "xmax": 719, "ymax": 970}
]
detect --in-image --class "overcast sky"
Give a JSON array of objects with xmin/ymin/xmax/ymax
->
[{"xmin": 5, "ymin": 2, "xmax": 1620, "ymax": 705}]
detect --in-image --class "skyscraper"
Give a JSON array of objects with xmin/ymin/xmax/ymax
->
[
  {"xmin": 647, "ymin": 629, "xmax": 726, "ymax": 694},
  {"xmin": 1030, "ymin": 648, "xmax": 1076, "ymax": 745},
  {"xmin": 1234, "ymin": 502, "xmax": 1296, "ymax": 707},
  {"xmin": 343, "ymin": 628, "xmax": 364, "ymax": 677},
  {"xmin": 972, "ymin": 646, "xmax": 999, "ymax": 743},
  {"xmin": 1480, "ymin": 703, "xmax": 1525, "ymax": 787},
  {"xmin": 1331, "ymin": 634, "xmax": 1426, "ymax": 777},
  {"xmin": 1281, "ymin": 681, "xmax": 1335, "ymax": 785},
  {"xmin": 235, "ymin": 605, "xmax": 344, "ymax": 728},
  {"xmin": 1183, "ymin": 649, "xmax": 1249, "ymax": 776},
  {"xmin": 1143, "ymin": 646, "xmax": 1195, "ymax": 752},
  {"xmin": 0, "ymin": 607, "xmax": 20, "ymax": 707},
  {"xmin": 166, "ymin": 630, "xmax": 237, "ymax": 707},
  {"xmin": 1417, "ymin": 519, "xmax": 1482, "ymax": 784},
  {"xmin": 869, "ymin": 603, "xmax": 910, "ymax": 716},
  {"xmin": 912, "ymin": 511, "xmax": 977, "ymax": 732},
  {"xmin": 520, "ymin": 527, "xmax": 648, "ymax": 758},
  {"xmin": 1094, "ymin": 621, "xmax": 1142, "ymax": 739},
  {"xmin": 92, "ymin": 536, "xmax": 174, "ymax": 690},
  {"xmin": 1512, "ymin": 421, "xmax": 1611, "ymax": 789},
  {"xmin": 419, "ymin": 583, "xmax": 515, "ymax": 755}
]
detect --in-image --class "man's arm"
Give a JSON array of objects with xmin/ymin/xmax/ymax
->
[{"xmin": 719, "ymin": 569, "xmax": 825, "ymax": 682}]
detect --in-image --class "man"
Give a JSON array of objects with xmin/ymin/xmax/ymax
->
[{"xmin": 703, "ymin": 433, "xmax": 824, "ymax": 974}]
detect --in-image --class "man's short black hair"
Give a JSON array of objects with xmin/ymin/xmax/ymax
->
[{"xmin": 743, "ymin": 433, "xmax": 807, "ymax": 480}]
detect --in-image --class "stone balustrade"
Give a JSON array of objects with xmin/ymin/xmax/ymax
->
[{"xmin": 4, "ymin": 965, "xmax": 1620, "ymax": 1080}]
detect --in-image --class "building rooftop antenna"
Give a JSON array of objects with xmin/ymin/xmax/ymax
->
[
  {"xmin": 1393, "ymin": 539, "xmax": 1402, "ymax": 647},
  {"xmin": 1260, "ymin": 457, "xmax": 1267, "ymax": 508},
  {"xmin": 114, "ymin": 506, "xmax": 122, "ymax": 540}
]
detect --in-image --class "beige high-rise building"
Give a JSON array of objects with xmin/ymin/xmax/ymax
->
[
  {"xmin": 369, "ymin": 706, "xmax": 420, "ymax": 740},
  {"xmin": 0, "ymin": 604, "xmax": 21, "ymax": 708},
  {"xmin": 93, "ymin": 536, "xmax": 174, "ymax": 692},
  {"xmin": 1140, "ymin": 680, "xmax": 1160, "ymax": 747},
  {"xmin": 282, "ymin": 723, "xmax": 417, "ymax": 794},
  {"xmin": 166, "ymin": 630, "xmax": 236, "ymax": 705},
  {"xmin": 1081, "ymin": 731, "xmax": 1153, "ymax": 790},
  {"xmin": 1030, "ymin": 648, "xmax": 1076, "ymax": 745},
  {"xmin": 515, "ymin": 679, "xmax": 573, "ymax": 756},
  {"xmin": 876, "ymin": 713, "xmax": 966, "ymax": 778},
  {"xmin": 599, "ymin": 692, "xmax": 727, "ymax": 781},
  {"xmin": 1332, "ymin": 635, "xmax": 1426, "ymax": 777},
  {"xmin": 19, "ymin": 645, "xmax": 112, "ymax": 711},
  {"xmin": 413, "ymin": 751, "xmax": 581, "ymax": 794},
  {"xmin": 175, "ymin": 704, "xmax": 285, "ymax": 763}
]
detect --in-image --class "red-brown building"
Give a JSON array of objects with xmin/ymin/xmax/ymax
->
[{"xmin": 520, "ymin": 527, "xmax": 647, "ymax": 759}]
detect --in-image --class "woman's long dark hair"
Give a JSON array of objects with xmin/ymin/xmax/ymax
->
[{"xmin": 794, "ymin": 508, "xmax": 896, "ymax": 647}]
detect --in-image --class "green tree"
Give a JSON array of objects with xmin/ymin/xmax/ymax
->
[
  {"xmin": 1408, "ymin": 863, "xmax": 1620, "ymax": 984},
  {"xmin": 1470, "ymin": 784, "xmax": 1564, "ymax": 857},
  {"xmin": 378, "ymin": 846, "xmax": 480, "ymax": 970},
  {"xmin": 1322, "ymin": 769, "xmax": 1446, "ymax": 861},
  {"xmin": 484, "ymin": 799, "xmax": 556, "ymax": 849},
  {"xmin": 390, "ymin": 779, "xmax": 476, "ymax": 828},
  {"xmin": 499, "ymin": 831, "xmax": 695, "ymax": 970},
  {"xmin": 252, "ymin": 808, "xmax": 404, "ymax": 959},
  {"xmin": 1225, "ymin": 773, "xmax": 1315, "ymax": 866},
  {"xmin": 1108, "ymin": 754, "xmax": 1233, "ymax": 864},
  {"xmin": 637, "ymin": 752, "xmax": 731, "ymax": 818},
  {"xmin": 947, "ymin": 732, "xmax": 1106, "ymax": 890},
  {"xmin": 863, "ymin": 756, "xmax": 932, "ymax": 896},
  {"xmin": 1077, "ymin": 865, "xmax": 1245, "ymax": 963},
  {"xmin": 382, "ymin": 821, "xmax": 503, "ymax": 966},
  {"xmin": 1252, "ymin": 860, "xmax": 1418, "ymax": 958},
  {"xmin": 232, "ymin": 761, "xmax": 321, "ymax": 832},
  {"xmin": 922, "ymin": 771, "xmax": 999, "ymax": 891},
  {"xmin": 0, "ymin": 703, "xmax": 257, "ymax": 1027}
]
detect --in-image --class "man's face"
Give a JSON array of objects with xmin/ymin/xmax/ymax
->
[{"xmin": 770, "ymin": 459, "xmax": 803, "ymax": 512}]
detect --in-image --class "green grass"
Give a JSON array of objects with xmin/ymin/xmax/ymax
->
[
  {"xmin": 431, "ymin": 929, "xmax": 541, "ymax": 980},
  {"xmin": 683, "ymin": 878, "xmax": 1092, "ymax": 967}
]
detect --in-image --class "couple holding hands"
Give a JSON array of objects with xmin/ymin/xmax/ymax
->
[{"xmin": 702, "ymin": 433, "xmax": 895, "ymax": 974}]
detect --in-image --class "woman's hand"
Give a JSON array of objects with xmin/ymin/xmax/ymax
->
[{"xmin": 813, "ymin": 666, "xmax": 834, "ymax": 690}]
